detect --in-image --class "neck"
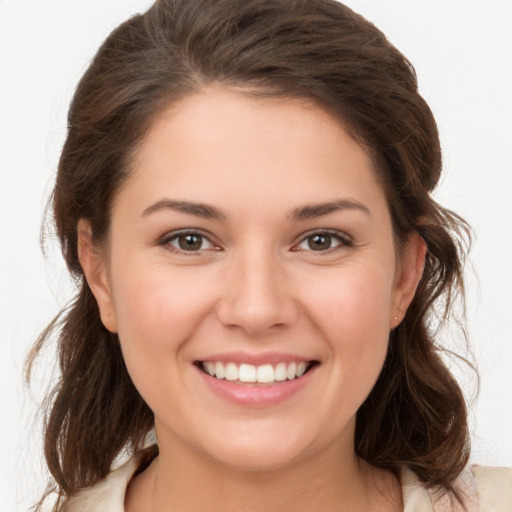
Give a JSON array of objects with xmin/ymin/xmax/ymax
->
[{"xmin": 127, "ymin": 432, "xmax": 401, "ymax": 512}]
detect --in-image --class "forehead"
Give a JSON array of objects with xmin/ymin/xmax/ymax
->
[{"xmin": 119, "ymin": 87, "xmax": 388, "ymax": 219}]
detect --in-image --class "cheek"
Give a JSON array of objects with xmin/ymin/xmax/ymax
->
[
  {"xmin": 110, "ymin": 263, "xmax": 215, "ymax": 363},
  {"xmin": 302, "ymin": 264, "xmax": 393, "ymax": 399},
  {"xmin": 303, "ymin": 263, "xmax": 394, "ymax": 338},
  {"xmin": 108, "ymin": 262, "xmax": 221, "ymax": 417}
]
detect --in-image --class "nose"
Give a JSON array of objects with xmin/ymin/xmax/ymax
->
[{"xmin": 215, "ymin": 247, "xmax": 299, "ymax": 336}]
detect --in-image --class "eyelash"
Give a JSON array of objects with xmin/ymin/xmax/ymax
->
[
  {"xmin": 292, "ymin": 229, "xmax": 353, "ymax": 253},
  {"xmin": 158, "ymin": 229, "xmax": 352, "ymax": 254},
  {"xmin": 159, "ymin": 230, "xmax": 220, "ymax": 254}
]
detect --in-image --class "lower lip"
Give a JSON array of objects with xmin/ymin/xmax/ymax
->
[{"xmin": 196, "ymin": 365, "xmax": 316, "ymax": 407}]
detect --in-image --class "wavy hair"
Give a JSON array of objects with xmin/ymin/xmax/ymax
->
[{"xmin": 27, "ymin": 0, "xmax": 473, "ymax": 508}]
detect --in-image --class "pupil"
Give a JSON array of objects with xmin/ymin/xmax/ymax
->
[
  {"xmin": 308, "ymin": 234, "xmax": 331, "ymax": 251},
  {"xmin": 179, "ymin": 234, "xmax": 202, "ymax": 251}
]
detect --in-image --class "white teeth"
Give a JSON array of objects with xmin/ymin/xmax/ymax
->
[
  {"xmin": 206, "ymin": 362, "xmax": 216, "ymax": 376},
  {"xmin": 239, "ymin": 363, "xmax": 257, "ymax": 382},
  {"xmin": 225, "ymin": 362, "xmax": 238, "ymax": 381},
  {"xmin": 257, "ymin": 364, "xmax": 274, "ymax": 383},
  {"xmin": 201, "ymin": 361, "xmax": 312, "ymax": 383},
  {"xmin": 296, "ymin": 362, "xmax": 307, "ymax": 377},
  {"xmin": 286, "ymin": 362, "xmax": 297, "ymax": 380},
  {"xmin": 274, "ymin": 362, "xmax": 287, "ymax": 381},
  {"xmin": 215, "ymin": 362, "xmax": 225, "ymax": 379}
]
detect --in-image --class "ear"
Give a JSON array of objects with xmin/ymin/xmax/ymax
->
[
  {"xmin": 390, "ymin": 231, "xmax": 427, "ymax": 328},
  {"xmin": 77, "ymin": 219, "xmax": 118, "ymax": 333}
]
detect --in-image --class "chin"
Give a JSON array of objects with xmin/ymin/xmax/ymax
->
[
  {"xmin": 195, "ymin": 424, "xmax": 318, "ymax": 472},
  {"xmin": 209, "ymin": 446, "xmax": 305, "ymax": 473}
]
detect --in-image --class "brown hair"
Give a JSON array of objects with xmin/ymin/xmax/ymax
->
[{"xmin": 28, "ymin": 0, "xmax": 474, "ymax": 508}]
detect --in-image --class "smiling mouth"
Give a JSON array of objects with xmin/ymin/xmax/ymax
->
[{"xmin": 196, "ymin": 361, "xmax": 319, "ymax": 384}]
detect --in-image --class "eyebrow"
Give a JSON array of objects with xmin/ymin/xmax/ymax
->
[
  {"xmin": 290, "ymin": 199, "xmax": 371, "ymax": 221},
  {"xmin": 142, "ymin": 200, "xmax": 227, "ymax": 220},
  {"xmin": 141, "ymin": 198, "xmax": 370, "ymax": 221}
]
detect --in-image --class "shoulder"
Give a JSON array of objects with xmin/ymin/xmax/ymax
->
[
  {"xmin": 63, "ymin": 451, "xmax": 149, "ymax": 512},
  {"xmin": 471, "ymin": 465, "xmax": 512, "ymax": 510},
  {"xmin": 402, "ymin": 465, "xmax": 512, "ymax": 511}
]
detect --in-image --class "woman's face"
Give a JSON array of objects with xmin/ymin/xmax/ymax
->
[{"xmin": 81, "ymin": 88, "xmax": 423, "ymax": 471}]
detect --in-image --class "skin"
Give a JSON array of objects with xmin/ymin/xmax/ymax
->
[{"xmin": 79, "ymin": 88, "xmax": 426, "ymax": 511}]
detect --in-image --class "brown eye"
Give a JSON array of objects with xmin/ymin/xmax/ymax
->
[
  {"xmin": 178, "ymin": 234, "xmax": 204, "ymax": 251},
  {"xmin": 294, "ymin": 231, "xmax": 349, "ymax": 253},
  {"xmin": 163, "ymin": 231, "xmax": 217, "ymax": 252},
  {"xmin": 307, "ymin": 234, "xmax": 333, "ymax": 251}
]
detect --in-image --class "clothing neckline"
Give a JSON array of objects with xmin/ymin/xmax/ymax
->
[{"xmin": 64, "ymin": 449, "xmax": 480, "ymax": 512}]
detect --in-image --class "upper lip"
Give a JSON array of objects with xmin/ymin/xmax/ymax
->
[{"xmin": 195, "ymin": 352, "xmax": 318, "ymax": 366}]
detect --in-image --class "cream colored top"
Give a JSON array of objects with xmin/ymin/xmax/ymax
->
[{"xmin": 64, "ymin": 453, "xmax": 512, "ymax": 512}]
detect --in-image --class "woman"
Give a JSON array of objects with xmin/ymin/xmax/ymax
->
[{"xmin": 28, "ymin": 0, "xmax": 511, "ymax": 510}]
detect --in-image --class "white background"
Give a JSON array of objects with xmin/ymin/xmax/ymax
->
[{"xmin": 1, "ymin": 0, "xmax": 511, "ymax": 510}]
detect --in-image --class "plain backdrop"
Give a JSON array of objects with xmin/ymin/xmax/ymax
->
[{"xmin": 1, "ymin": 0, "xmax": 511, "ymax": 510}]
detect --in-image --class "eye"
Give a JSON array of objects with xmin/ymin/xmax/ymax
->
[
  {"xmin": 162, "ymin": 231, "xmax": 218, "ymax": 252},
  {"xmin": 294, "ymin": 231, "xmax": 350, "ymax": 252}
]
